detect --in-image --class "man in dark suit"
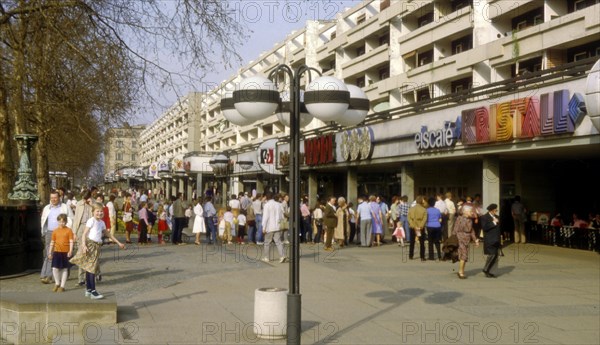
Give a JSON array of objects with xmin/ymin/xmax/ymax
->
[
  {"xmin": 323, "ymin": 196, "xmax": 338, "ymax": 251},
  {"xmin": 481, "ymin": 203, "xmax": 501, "ymax": 278}
]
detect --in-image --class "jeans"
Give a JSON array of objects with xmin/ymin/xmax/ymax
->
[
  {"xmin": 205, "ymin": 217, "xmax": 217, "ymax": 244},
  {"xmin": 255, "ymin": 214, "xmax": 264, "ymax": 243},
  {"xmin": 301, "ymin": 216, "xmax": 311, "ymax": 243},
  {"xmin": 400, "ymin": 215, "xmax": 410, "ymax": 242}
]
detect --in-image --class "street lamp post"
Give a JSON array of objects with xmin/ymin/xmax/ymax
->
[{"xmin": 226, "ymin": 65, "xmax": 368, "ymax": 344}]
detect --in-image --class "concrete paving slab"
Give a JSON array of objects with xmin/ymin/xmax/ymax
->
[{"xmin": 1, "ymin": 240, "xmax": 598, "ymax": 344}]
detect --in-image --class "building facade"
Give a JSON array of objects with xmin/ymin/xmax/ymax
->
[
  {"xmin": 104, "ymin": 124, "xmax": 146, "ymax": 186},
  {"xmin": 124, "ymin": 0, "xmax": 599, "ymax": 222}
]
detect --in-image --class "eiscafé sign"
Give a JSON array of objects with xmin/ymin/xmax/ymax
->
[{"xmin": 415, "ymin": 121, "xmax": 458, "ymax": 150}]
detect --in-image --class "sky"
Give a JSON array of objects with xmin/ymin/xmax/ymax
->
[{"xmin": 139, "ymin": 0, "xmax": 362, "ymax": 125}]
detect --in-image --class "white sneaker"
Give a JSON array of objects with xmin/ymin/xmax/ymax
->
[
  {"xmin": 257, "ymin": 242, "xmax": 264, "ymax": 245},
  {"xmin": 260, "ymin": 257, "xmax": 270, "ymax": 263},
  {"xmin": 89, "ymin": 290, "xmax": 104, "ymax": 300},
  {"xmin": 85, "ymin": 290, "xmax": 92, "ymax": 297},
  {"xmin": 279, "ymin": 257, "xmax": 288, "ymax": 263}
]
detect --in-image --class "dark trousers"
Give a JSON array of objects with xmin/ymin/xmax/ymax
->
[
  {"xmin": 138, "ymin": 220, "xmax": 148, "ymax": 243},
  {"xmin": 483, "ymin": 253, "xmax": 498, "ymax": 273},
  {"xmin": 85, "ymin": 271, "xmax": 96, "ymax": 291},
  {"xmin": 173, "ymin": 217, "xmax": 186, "ymax": 244},
  {"xmin": 409, "ymin": 228, "xmax": 426, "ymax": 259},
  {"xmin": 314, "ymin": 223, "xmax": 323, "ymax": 243},
  {"xmin": 427, "ymin": 227, "xmax": 442, "ymax": 260},
  {"xmin": 301, "ymin": 217, "xmax": 311, "ymax": 243},
  {"xmin": 348, "ymin": 222, "xmax": 357, "ymax": 244}
]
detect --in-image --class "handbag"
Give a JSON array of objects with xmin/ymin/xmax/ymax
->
[
  {"xmin": 279, "ymin": 217, "xmax": 289, "ymax": 230},
  {"xmin": 123, "ymin": 212, "xmax": 133, "ymax": 222}
]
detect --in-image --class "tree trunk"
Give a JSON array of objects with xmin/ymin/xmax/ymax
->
[{"xmin": 0, "ymin": 54, "xmax": 15, "ymax": 205}]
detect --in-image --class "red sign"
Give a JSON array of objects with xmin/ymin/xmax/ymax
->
[{"xmin": 304, "ymin": 134, "xmax": 335, "ymax": 166}]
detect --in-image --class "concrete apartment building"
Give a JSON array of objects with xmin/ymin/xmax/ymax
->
[{"xmin": 123, "ymin": 0, "xmax": 599, "ymax": 221}]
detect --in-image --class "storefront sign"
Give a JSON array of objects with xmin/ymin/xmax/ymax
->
[
  {"xmin": 415, "ymin": 122, "xmax": 458, "ymax": 150},
  {"xmin": 462, "ymin": 90, "xmax": 586, "ymax": 145},
  {"xmin": 340, "ymin": 127, "xmax": 374, "ymax": 161},
  {"xmin": 148, "ymin": 162, "xmax": 158, "ymax": 179},
  {"xmin": 257, "ymin": 139, "xmax": 283, "ymax": 175},
  {"xmin": 304, "ymin": 134, "xmax": 335, "ymax": 166},
  {"xmin": 158, "ymin": 160, "xmax": 169, "ymax": 172},
  {"xmin": 172, "ymin": 157, "xmax": 184, "ymax": 173}
]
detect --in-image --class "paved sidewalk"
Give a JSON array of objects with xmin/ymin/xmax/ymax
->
[{"xmin": 1, "ymin": 239, "xmax": 599, "ymax": 344}]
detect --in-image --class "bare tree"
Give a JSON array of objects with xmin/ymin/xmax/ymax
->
[{"xmin": 0, "ymin": 0, "xmax": 246, "ymax": 203}]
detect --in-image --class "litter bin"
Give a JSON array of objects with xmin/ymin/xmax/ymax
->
[{"xmin": 254, "ymin": 287, "xmax": 288, "ymax": 339}]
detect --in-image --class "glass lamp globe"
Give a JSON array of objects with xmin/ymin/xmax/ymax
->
[
  {"xmin": 304, "ymin": 76, "xmax": 350, "ymax": 122},
  {"xmin": 233, "ymin": 75, "xmax": 280, "ymax": 121},
  {"xmin": 336, "ymin": 84, "xmax": 370, "ymax": 127},
  {"xmin": 220, "ymin": 90, "xmax": 254, "ymax": 126},
  {"xmin": 210, "ymin": 153, "xmax": 229, "ymax": 172},
  {"xmin": 275, "ymin": 90, "xmax": 314, "ymax": 128}
]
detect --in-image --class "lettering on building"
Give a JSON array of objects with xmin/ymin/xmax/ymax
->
[
  {"xmin": 304, "ymin": 134, "xmax": 335, "ymax": 166},
  {"xmin": 415, "ymin": 122, "xmax": 458, "ymax": 150},
  {"xmin": 341, "ymin": 127, "xmax": 374, "ymax": 161},
  {"xmin": 462, "ymin": 90, "xmax": 587, "ymax": 145}
]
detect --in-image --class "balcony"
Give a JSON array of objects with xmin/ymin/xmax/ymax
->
[
  {"xmin": 341, "ymin": 44, "xmax": 389, "ymax": 79},
  {"xmin": 290, "ymin": 45, "xmax": 305, "ymax": 63},
  {"xmin": 399, "ymin": 7, "xmax": 472, "ymax": 56},
  {"xmin": 486, "ymin": 0, "xmax": 538, "ymax": 21},
  {"xmin": 346, "ymin": 14, "xmax": 381, "ymax": 44}
]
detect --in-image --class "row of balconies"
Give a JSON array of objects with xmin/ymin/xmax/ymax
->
[{"xmin": 171, "ymin": 1, "xmax": 599, "ymax": 154}]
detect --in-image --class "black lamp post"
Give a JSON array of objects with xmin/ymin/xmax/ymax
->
[{"xmin": 225, "ymin": 65, "xmax": 369, "ymax": 344}]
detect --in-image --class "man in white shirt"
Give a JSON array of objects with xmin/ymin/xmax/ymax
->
[
  {"xmin": 434, "ymin": 193, "xmax": 448, "ymax": 240},
  {"xmin": 444, "ymin": 192, "xmax": 456, "ymax": 239},
  {"xmin": 261, "ymin": 192, "xmax": 287, "ymax": 263},
  {"xmin": 40, "ymin": 191, "xmax": 73, "ymax": 284}
]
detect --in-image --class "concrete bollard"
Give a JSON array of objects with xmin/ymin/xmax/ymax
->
[{"xmin": 254, "ymin": 287, "xmax": 288, "ymax": 339}]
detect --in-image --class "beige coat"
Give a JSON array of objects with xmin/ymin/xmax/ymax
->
[{"xmin": 335, "ymin": 206, "xmax": 349, "ymax": 240}]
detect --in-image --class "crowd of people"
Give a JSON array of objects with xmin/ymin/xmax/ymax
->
[{"xmin": 40, "ymin": 185, "xmax": 600, "ymax": 297}]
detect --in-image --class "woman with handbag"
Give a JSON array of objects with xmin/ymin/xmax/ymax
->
[{"xmin": 123, "ymin": 193, "xmax": 134, "ymax": 244}]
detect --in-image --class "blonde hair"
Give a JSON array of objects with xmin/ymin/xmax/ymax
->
[{"xmin": 92, "ymin": 202, "xmax": 104, "ymax": 212}]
